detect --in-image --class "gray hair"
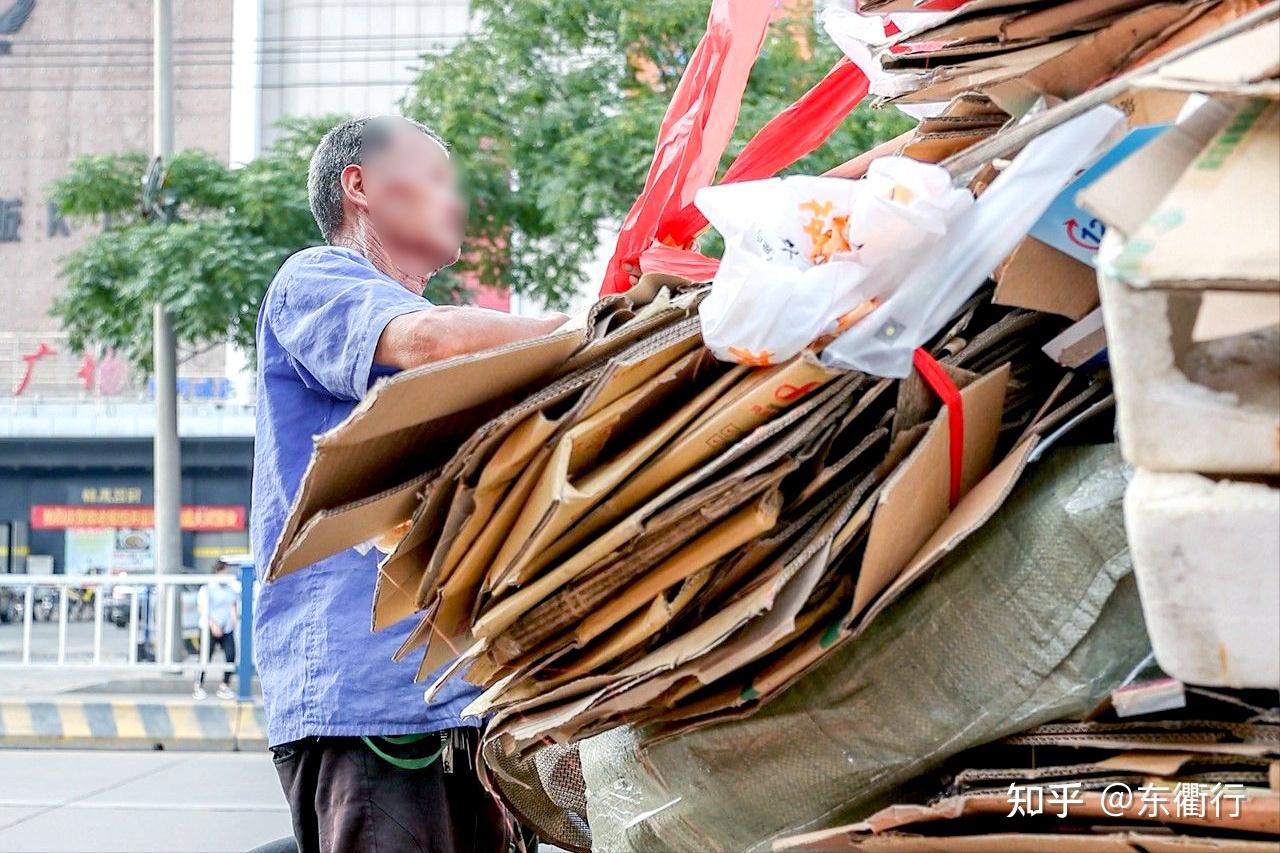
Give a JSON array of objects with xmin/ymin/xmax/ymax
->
[{"xmin": 306, "ymin": 115, "xmax": 447, "ymax": 242}]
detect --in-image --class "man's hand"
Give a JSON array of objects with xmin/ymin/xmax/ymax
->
[
  {"xmin": 211, "ymin": 624, "xmax": 223, "ymax": 639},
  {"xmin": 623, "ymin": 262, "xmax": 641, "ymax": 290},
  {"xmin": 375, "ymin": 305, "xmax": 569, "ymax": 370}
]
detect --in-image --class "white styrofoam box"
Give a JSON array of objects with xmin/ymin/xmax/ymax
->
[
  {"xmin": 1097, "ymin": 235, "xmax": 1280, "ymax": 474},
  {"xmin": 1125, "ymin": 468, "xmax": 1280, "ymax": 688}
]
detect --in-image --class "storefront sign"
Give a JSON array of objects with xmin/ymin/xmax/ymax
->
[
  {"xmin": 79, "ymin": 486, "xmax": 143, "ymax": 504},
  {"xmin": 30, "ymin": 504, "xmax": 246, "ymax": 532}
]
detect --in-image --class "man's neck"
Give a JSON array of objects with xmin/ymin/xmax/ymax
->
[{"xmin": 332, "ymin": 220, "xmax": 431, "ymax": 296}]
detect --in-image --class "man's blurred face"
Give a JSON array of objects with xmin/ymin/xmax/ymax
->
[{"xmin": 361, "ymin": 121, "xmax": 466, "ymax": 270}]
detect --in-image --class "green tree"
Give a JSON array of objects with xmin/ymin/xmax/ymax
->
[{"xmin": 404, "ymin": 0, "xmax": 913, "ymax": 305}]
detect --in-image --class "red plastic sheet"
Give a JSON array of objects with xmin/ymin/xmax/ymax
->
[
  {"xmin": 602, "ymin": 7, "xmax": 872, "ymax": 294},
  {"xmin": 600, "ymin": 0, "xmax": 773, "ymax": 296},
  {"xmin": 657, "ymin": 56, "xmax": 871, "ymax": 250},
  {"xmin": 637, "ymin": 243, "xmax": 721, "ymax": 283}
]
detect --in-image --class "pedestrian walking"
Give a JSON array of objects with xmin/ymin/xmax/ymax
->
[{"xmin": 194, "ymin": 559, "xmax": 239, "ymax": 701}]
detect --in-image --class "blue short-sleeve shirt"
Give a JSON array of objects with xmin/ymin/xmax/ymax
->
[{"xmin": 251, "ymin": 245, "xmax": 480, "ymax": 747}]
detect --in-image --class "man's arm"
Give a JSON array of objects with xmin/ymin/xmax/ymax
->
[{"xmin": 374, "ymin": 305, "xmax": 568, "ymax": 369}]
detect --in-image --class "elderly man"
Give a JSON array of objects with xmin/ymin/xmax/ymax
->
[{"xmin": 252, "ymin": 115, "xmax": 564, "ymax": 853}]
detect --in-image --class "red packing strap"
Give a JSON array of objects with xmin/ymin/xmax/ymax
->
[{"xmin": 912, "ymin": 348, "xmax": 964, "ymax": 509}]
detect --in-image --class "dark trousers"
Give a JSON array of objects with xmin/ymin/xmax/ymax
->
[
  {"xmin": 271, "ymin": 730, "xmax": 518, "ymax": 853},
  {"xmin": 197, "ymin": 630, "xmax": 235, "ymax": 686}
]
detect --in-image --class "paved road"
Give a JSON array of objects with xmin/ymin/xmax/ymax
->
[{"xmin": 0, "ymin": 749, "xmax": 292, "ymax": 852}]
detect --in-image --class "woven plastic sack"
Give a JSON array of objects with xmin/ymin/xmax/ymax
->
[
  {"xmin": 579, "ymin": 443, "xmax": 1151, "ymax": 852},
  {"xmin": 695, "ymin": 159, "xmax": 972, "ymax": 366}
]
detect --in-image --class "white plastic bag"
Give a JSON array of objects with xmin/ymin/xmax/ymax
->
[
  {"xmin": 696, "ymin": 159, "xmax": 972, "ymax": 366},
  {"xmin": 822, "ymin": 104, "xmax": 1126, "ymax": 378}
]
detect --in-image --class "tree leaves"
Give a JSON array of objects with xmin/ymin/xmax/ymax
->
[{"xmin": 48, "ymin": 119, "xmax": 337, "ymax": 372}]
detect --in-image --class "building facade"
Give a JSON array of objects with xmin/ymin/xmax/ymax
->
[{"xmin": 0, "ymin": 1, "xmax": 475, "ymax": 575}]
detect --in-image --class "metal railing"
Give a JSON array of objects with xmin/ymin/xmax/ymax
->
[{"xmin": 0, "ymin": 563, "xmax": 257, "ymax": 702}]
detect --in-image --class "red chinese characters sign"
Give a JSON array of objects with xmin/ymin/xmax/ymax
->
[{"xmin": 30, "ymin": 505, "xmax": 246, "ymax": 532}]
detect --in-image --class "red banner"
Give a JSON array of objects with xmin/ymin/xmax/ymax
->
[{"xmin": 30, "ymin": 505, "xmax": 246, "ymax": 532}]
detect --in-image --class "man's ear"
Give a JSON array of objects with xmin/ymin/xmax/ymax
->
[{"xmin": 340, "ymin": 163, "xmax": 370, "ymax": 213}]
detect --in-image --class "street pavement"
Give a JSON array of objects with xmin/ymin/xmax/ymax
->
[{"xmin": 0, "ymin": 749, "xmax": 292, "ymax": 852}]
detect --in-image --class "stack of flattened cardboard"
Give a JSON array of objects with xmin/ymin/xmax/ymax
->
[
  {"xmin": 390, "ymin": 282, "xmax": 1113, "ymax": 755},
  {"xmin": 265, "ymin": 267, "xmax": 1110, "ymax": 760},
  {"xmin": 827, "ymin": 0, "xmax": 1275, "ymax": 377},
  {"xmin": 846, "ymin": 0, "xmax": 1263, "ymax": 123},
  {"xmin": 262, "ymin": 282, "xmax": 709, "ymax": 586},
  {"xmin": 774, "ymin": 685, "xmax": 1280, "ymax": 852}
]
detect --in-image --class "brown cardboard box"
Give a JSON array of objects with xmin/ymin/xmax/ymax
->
[
  {"xmin": 1111, "ymin": 99, "xmax": 1280, "ymax": 292},
  {"xmin": 995, "ymin": 238, "xmax": 1100, "ymax": 320}
]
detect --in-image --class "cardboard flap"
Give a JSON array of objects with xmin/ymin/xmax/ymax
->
[
  {"xmin": 995, "ymin": 237, "xmax": 1100, "ymax": 320},
  {"xmin": 487, "ymin": 350, "xmax": 733, "ymax": 592},
  {"xmin": 1079, "ymin": 97, "xmax": 1234, "ymax": 236},
  {"xmin": 1193, "ymin": 291, "xmax": 1280, "ymax": 342},
  {"xmin": 853, "ymin": 364, "xmax": 1010, "ymax": 618},
  {"xmin": 1004, "ymin": 0, "xmax": 1159, "ymax": 42},
  {"xmin": 983, "ymin": 3, "xmax": 1196, "ymax": 118},
  {"xmin": 1116, "ymin": 100, "xmax": 1280, "ymax": 291},
  {"xmin": 1042, "ymin": 307, "xmax": 1107, "ymax": 368},
  {"xmin": 266, "ymin": 330, "xmax": 586, "ymax": 581},
  {"xmin": 890, "ymin": 39, "xmax": 1082, "ymax": 106},
  {"xmin": 1136, "ymin": 17, "xmax": 1280, "ymax": 95},
  {"xmin": 326, "ymin": 330, "xmax": 588, "ymax": 451},
  {"xmin": 570, "ymin": 490, "xmax": 783, "ymax": 650},
  {"xmin": 889, "ymin": 0, "xmax": 1150, "ymax": 57},
  {"xmin": 370, "ymin": 317, "xmax": 707, "ymax": 627},
  {"xmin": 391, "ymin": 609, "xmax": 437, "ymax": 663},
  {"xmin": 470, "ymin": 374, "xmax": 858, "ymax": 642},
  {"xmin": 275, "ymin": 470, "xmax": 435, "ymax": 579},
  {"xmin": 492, "ymin": 354, "xmax": 842, "ymax": 596},
  {"xmin": 863, "ymin": 434, "xmax": 1039, "ymax": 632}
]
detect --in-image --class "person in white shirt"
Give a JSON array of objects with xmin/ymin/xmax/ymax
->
[{"xmin": 194, "ymin": 560, "xmax": 240, "ymax": 700}]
